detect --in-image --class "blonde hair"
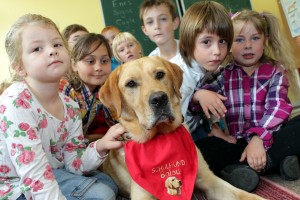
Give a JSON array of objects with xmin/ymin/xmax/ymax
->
[
  {"xmin": 112, "ymin": 32, "xmax": 143, "ymax": 63},
  {"xmin": 139, "ymin": 0, "xmax": 177, "ymax": 25},
  {"xmin": 231, "ymin": 9, "xmax": 300, "ymax": 100},
  {"xmin": 179, "ymin": 1, "xmax": 233, "ymax": 67},
  {"xmin": 0, "ymin": 81, "xmax": 12, "ymax": 95},
  {"xmin": 5, "ymin": 13, "xmax": 66, "ymax": 81},
  {"xmin": 65, "ymin": 33, "xmax": 112, "ymax": 91}
]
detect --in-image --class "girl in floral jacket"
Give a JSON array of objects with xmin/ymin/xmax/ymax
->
[{"xmin": 0, "ymin": 14, "xmax": 125, "ymax": 200}]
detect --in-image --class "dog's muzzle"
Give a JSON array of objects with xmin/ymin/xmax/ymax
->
[
  {"xmin": 148, "ymin": 91, "xmax": 174, "ymax": 127},
  {"xmin": 149, "ymin": 91, "xmax": 168, "ymax": 109}
]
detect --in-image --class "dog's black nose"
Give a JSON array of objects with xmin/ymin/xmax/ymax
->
[{"xmin": 149, "ymin": 91, "xmax": 168, "ymax": 108}]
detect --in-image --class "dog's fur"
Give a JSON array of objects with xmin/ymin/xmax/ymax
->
[{"xmin": 99, "ymin": 56, "xmax": 265, "ymax": 200}]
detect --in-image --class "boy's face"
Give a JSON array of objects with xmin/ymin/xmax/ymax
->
[
  {"xmin": 193, "ymin": 30, "xmax": 228, "ymax": 72},
  {"xmin": 142, "ymin": 4, "xmax": 178, "ymax": 46}
]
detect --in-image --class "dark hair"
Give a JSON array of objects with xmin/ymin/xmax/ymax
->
[
  {"xmin": 62, "ymin": 24, "xmax": 88, "ymax": 41},
  {"xmin": 179, "ymin": 1, "xmax": 233, "ymax": 67},
  {"xmin": 65, "ymin": 33, "xmax": 112, "ymax": 91}
]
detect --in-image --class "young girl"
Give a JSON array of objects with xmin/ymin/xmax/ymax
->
[
  {"xmin": 0, "ymin": 14, "xmax": 125, "ymax": 200},
  {"xmin": 59, "ymin": 33, "xmax": 115, "ymax": 142},
  {"xmin": 179, "ymin": 1, "xmax": 236, "ymax": 143},
  {"xmin": 191, "ymin": 10, "xmax": 300, "ymax": 192},
  {"xmin": 112, "ymin": 32, "xmax": 143, "ymax": 63}
]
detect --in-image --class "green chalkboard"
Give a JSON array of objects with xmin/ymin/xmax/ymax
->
[
  {"xmin": 180, "ymin": 0, "xmax": 252, "ymax": 13},
  {"xmin": 100, "ymin": 0, "xmax": 180, "ymax": 55}
]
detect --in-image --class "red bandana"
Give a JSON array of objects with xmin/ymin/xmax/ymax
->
[{"xmin": 124, "ymin": 125, "xmax": 198, "ymax": 199}]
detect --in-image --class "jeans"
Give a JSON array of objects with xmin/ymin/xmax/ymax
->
[{"xmin": 18, "ymin": 168, "xmax": 117, "ymax": 200}]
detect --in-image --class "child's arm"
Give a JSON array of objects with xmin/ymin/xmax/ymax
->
[
  {"xmin": 192, "ymin": 89, "xmax": 227, "ymax": 119},
  {"xmin": 189, "ymin": 68, "xmax": 227, "ymax": 119},
  {"xmin": 95, "ymin": 123, "xmax": 124, "ymax": 157},
  {"xmin": 62, "ymin": 100, "xmax": 124, "ymax": 173},
  {"xmin": 244, "ymin": 68, "xmax": 292, "ymax": 150},
  {"xmin": 240, "ymin": 136, "xmax": 266, "ymax": 172},
  {"xmin": 240, "ymin": 68, "xmax": 292, "ymax": 172},
  {"xmin": 2, "ymin": 95, "xmax": 66, "ymax": 199}
]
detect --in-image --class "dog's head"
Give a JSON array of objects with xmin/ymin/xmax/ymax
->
[
  {"xmin": 165, "ymin": 176, "xmax": 182, "ymax": 189},
  {"xmin": 99, "ymin": 56, "xmax": 183, "ymax": 143},
  {"xmin": 165, "ymin": 176, "xmax": 182, "ymax": 195}
]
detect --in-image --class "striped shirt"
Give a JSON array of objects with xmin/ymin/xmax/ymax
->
[
  {"xmin": 190, "ymin": 62, "xmax": 292, "ymax": 149},
  {"xmin": 59, "ymin": 79, "xmax": 116, "ymax": 136}
]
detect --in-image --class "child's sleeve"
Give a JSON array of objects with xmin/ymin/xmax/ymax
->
[
  {"xmin": 245, "ymin": 69, "xmax": 292, "ymax": 150},
  {"xmin": 1, "ymin": 96, "xmax": 66, "ymax": 200},
  {"xmin": 58, "ymin": 78, "xmax": 76, "ymax": 100},
  {"xmin": 188, "ymin": 69, "xmax": 225, "ymax": 113},
  {"xmin": 62, "ymin": 98, "xmax": 106, "ymax": 174}
]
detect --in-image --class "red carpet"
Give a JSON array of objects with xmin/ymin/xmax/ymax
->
[
  {"xmin": 117, "ymin": 177, "xmax": 300, "ymax": 199},
  {"xmin": 193, "ymin": 177, "xmax": 300, "ymax": 200},
  {"xmin": 254, "ymin": 177, "xmax": 300, "ymax": 200}
]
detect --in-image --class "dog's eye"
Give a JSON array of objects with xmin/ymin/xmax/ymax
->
[
  {"xmin": 156, "ymin": 71, "xmax": 165, "ymax": 80},
  {"xmin": 125, "ymin": 80, "xmax": 137, "ymax": 88}
]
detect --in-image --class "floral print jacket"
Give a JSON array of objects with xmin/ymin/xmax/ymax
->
[{"xmin": 0, "ymin": 82, "xmax": 106, "ymax": 200}]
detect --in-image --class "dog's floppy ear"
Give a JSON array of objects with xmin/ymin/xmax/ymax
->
[
  {"xmin": 165, "ymin": 61, "xmax": 183, "ymax": 99},
  {"xmin": 165, "ymin": 178, "xmax": 174, "ymax": 189},
  {"xmin": 99, "ymin": 66, "xmax": 122, "ymax": 120}
]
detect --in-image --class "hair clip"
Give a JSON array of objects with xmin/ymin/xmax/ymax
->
[{"xmin": 230, "ymin": 12, "xmax": 241, "ymax": 19}]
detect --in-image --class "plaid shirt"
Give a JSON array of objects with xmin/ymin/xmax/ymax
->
[
  {"xmin": 190, "ymin": 62, "xmax": 292, "ymax": 150},
  {"xmin": 59, "ymin": 79, "xmax": 116, "ymax": 135}
]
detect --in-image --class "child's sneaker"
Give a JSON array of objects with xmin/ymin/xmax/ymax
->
[
  {"xmin": 279, "ymin": 155, "xmax": 300, "ymax": 180},
  {"xmin": 220, "ymin": 164, "xmax": 259, "ymax": 192}
]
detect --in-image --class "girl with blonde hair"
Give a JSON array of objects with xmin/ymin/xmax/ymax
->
[
  {"xmin": 112, "ymin": 32, "xmax": 143, "ymax": 63},
  {"xmin": 1, "ymin": 14, "xmax": 124, "ymax": 200}
]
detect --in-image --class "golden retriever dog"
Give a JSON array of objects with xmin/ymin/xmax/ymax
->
[
  {"xmin": 165, "ymin": 176, "xmax": 182, "ymax": 195},
  {"xmin": 99, "ymin": 56, "xmax": 265, "ymax": 200}
]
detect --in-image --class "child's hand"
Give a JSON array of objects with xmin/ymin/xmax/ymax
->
[
  {"xmin": 95, "ymin": 123, "xmax": 126, "ymax": 157},
  {"xmin": 193, "ymin": 89, "xmax": 227, "ymax": 119},
  {"xmin": 208, "ymin": 124, "xmax": 236, "ymax": 144},
  {"xmin": 240, "ymin": 136, "xmax": 266, "ymax": 172}
]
